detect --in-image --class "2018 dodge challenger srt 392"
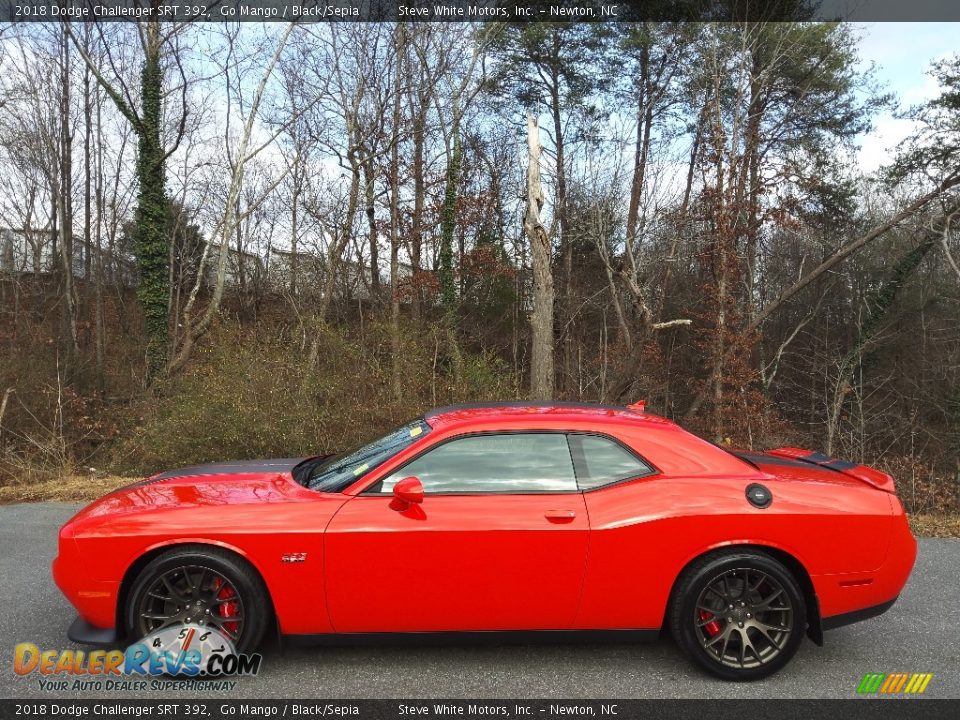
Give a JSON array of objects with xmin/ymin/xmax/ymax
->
[{"xmin": 53, "ymin": 402, "xmax": 916, "ymax": 680}]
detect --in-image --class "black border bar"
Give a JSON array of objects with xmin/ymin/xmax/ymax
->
[
  {"xmin": 1, "ymin": 699, "xmax": 959, "ymax": 720},
  {"xmin": 3, "ymin": 1, "xmax": 960, "ymax": 23}
]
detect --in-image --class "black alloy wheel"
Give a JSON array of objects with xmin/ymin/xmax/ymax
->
[
  {"xmin": 126, "ymin": 546, "xmax": 270, "ymax": 654},
  {"xmin": 669, "ymin": 551, "xmax": 806, "ymax": 680}
]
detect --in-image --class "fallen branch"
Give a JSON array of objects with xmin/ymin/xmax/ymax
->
[{"xmin": 651, "ymin": 318, "xmax": 692, "ymax": 330}]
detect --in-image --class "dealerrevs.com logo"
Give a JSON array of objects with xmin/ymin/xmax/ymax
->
[
  {"xmin": 14, "ymin": 624, "xmax": 261, "ymax": 692},
  {"xmin": 857, "ymin": 673, "xmax": 934, "ymax": 695}
]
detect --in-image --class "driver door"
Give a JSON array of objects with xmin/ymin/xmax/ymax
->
[{"xmin": 323, "ymin": 432, "xmax": 589, "ymax": 632}]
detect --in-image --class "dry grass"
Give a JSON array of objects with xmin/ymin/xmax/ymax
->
[
  {"xmin": 0, "ymin": 475, "xmax": 134, "ymax": 504},
  {"xmin": 908, "ymin": 514, "xmax": 960, "ymax": 539}
]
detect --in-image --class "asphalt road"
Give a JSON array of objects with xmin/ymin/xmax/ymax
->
[{"xmin": 1, "ymin": 502, "xmax": 957, "ymax": 700}]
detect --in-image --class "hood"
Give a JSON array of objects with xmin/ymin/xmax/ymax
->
[
  {"xmin": 61, "ymin": 457, "xmax": 323, "ymax": 532},
  {"xmin": 147, "ymin": 457, "xmax": 308, "ymax": 482}
]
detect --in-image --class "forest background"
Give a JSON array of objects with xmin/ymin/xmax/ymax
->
[{"xmin": 1, "ymin": 14, "xmax": 958, "ymax": 532}]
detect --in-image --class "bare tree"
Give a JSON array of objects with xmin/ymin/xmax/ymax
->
[{"xmin": 166, "ymin": 23, "xmax": 296, "ymax": 376}]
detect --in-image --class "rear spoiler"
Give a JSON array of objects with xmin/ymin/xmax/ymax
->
[{"xmin": 766, "ymin": 447, "xmax": 896, "ymax": 494}]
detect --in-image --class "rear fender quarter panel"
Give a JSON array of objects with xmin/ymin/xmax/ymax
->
[
  {"xmin": 813, "ymin": 496, "xmax": 916, "ymax": 619},
  {"xmin": 577, "ymin": 476, "xmax": 892, "ymax": 629}
]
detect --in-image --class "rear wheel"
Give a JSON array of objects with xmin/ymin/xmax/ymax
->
[
  {"xmin": 125, "ymin": 547, "xmax": 270, "ymax": 654},
  {"xmin": 669, "ymin": 551, "xmax": 806, "ymax": 681}
]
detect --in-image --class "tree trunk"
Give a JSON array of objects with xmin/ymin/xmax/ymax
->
[
  {"xmin": 362, "ymin": 157, "xmax": 380, "ymax": 303},
  {"xmin": 411, "ymin": 112, "xmax": 425, "ymax": 322},
  {"xmin": 525, "ymin": 112, "xmax": 554, "ymax": 400},
  {"xmin": 291, "ymin": 170, "xmax": 299, "ymax": 296},
  {"xmin": 83, "ymin": 38, "xmax": 92, "ymax": 284},
  {"xmin": 389, "ymin": 23, "xmax": 406, "ymax": 400},
  {"xmin": 549, "ymin": 55, "xmax": 571, "ymax": 394},
  {"xmin": 93, "ymin": 82, "xmax": 106, "ymax": 397},
  {"xmin": 625, "ymin": 41, "xmax": 652, "ymax": 252},
  {"xmin": 58, "ymin": 25, "xmax": 80, "ymax": 366},
  {"xmin": 439, "ymin": 132, "xmax": 460, "ymax": 314}
]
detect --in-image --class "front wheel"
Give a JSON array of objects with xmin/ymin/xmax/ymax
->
[
  {"xmin": 669, "ymin": 551, "xmax": 806, "ymax": 681},
  {"xmin": 125, "ymin": 546, "xmax": 270, "ymax": 654}
]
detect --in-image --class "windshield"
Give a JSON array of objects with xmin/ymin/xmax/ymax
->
[{"xmin": 305, "ymin": 419, "xmax": 431, "ymax": 492}]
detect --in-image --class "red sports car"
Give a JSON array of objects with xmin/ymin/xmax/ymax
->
[{"xmin": 54, "ymin": 402, "xmax": 916, "ymax": 680}]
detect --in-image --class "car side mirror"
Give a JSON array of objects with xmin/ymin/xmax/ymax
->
[{"xmin": 393, "ymin": 476, "xmax": 424, "ymax": 505}]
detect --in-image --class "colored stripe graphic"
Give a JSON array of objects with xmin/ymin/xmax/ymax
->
[
  {"xmin": 857, "ymin": 673, "xmax": 933, "ymax": 694},
  {"xmin": 857, "ymin": 674, "xmax": 885, "ymax": 693}
]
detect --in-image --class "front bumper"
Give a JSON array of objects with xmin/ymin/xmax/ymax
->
[
  {"xmin": 53, "ymin": 547, "xmax": 120, "ymax": 633},
  {"xmin": 67, "ymin": 616, "xmax": 119, "ymax": 645}
]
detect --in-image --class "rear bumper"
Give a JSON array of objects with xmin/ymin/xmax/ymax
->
[{"xmin": 822, "ymin": 597, "xmax": 898, "ymax": 631}]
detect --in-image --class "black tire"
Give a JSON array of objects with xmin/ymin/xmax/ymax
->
[
  {"xmin": 668, "ymin": 550, "xmax": 806, "ymax": 681},
  {"xmin": 125, "ymin": 546, "xmax": 270, "ymax": 654}
]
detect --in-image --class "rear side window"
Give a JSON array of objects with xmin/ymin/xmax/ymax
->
[{"xmin": 569, "ymin": 434, "xmax": 654, "ymax": 490}]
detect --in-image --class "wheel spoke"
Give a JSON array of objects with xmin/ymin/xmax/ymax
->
[
  {"xmin": 147, "ymin": 617, "xmax": 181, "ymax": 633},
  {"xmin": 757, "ymin": 588, "xmax": 784, "ymax": 609},
  {"xmin": 210, "ymin": 617, "xmax": 240, "ymax": 640},
  {"xmin": 160, "ymin": 575, "xmax": 183, "ymax": 601},
  {"xmin": 180, "ymin": 566, "xmax": 197, "ymax": 597},
  {"xmin": 741, "ymin": 629, "xmax": 761, "ymax": 663},
  {"xmin": 704, "ymin": 628, "xmax": 726, "ymax": 649},
  {"xmin": 195, "ymin": 568, "xmax": 208, "ymax": 596},
  {"xmin": 704, "ymin": 586, "xmax": 725, "ymax": 603},
  {"xmin": 751, "ymin": 621, "xmax": 783, "ymax": 649}
]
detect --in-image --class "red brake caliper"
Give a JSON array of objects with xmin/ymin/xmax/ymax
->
[
  {"xmin": 699, "ymin": 609, "xmax": 721, "ymax": 637},
  {"xmin": 212, "ymin": 577, "xmax": 240, "ymax": 636}
]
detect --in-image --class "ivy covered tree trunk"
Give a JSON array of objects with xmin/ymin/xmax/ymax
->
[{"xmin": 135, "ymin": 21, "xmax": 170, "ymax": 380}]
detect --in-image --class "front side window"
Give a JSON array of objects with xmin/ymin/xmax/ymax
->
[
  {"xmin": 376, "ymin": 433, "xmax": 577, "ymax": 495},
  {"xmin": 569, "ymin": 434, "xmax": 654, "ymax": 490},
  {"xmin": 307, "ymin": 419, "xmax": 430, "ymax": 492}
]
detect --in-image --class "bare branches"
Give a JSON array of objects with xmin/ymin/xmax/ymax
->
[
  {"xmin": 747, "ymin": 177, "xmax": 960, "ymax": 336},
  {"xmin": 64, "ymin": 23, "xmax": 140, "ymax": 131},
  {"xmin": 167, "ymin": 23, "xmax": 295, "ymax": 377}
]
